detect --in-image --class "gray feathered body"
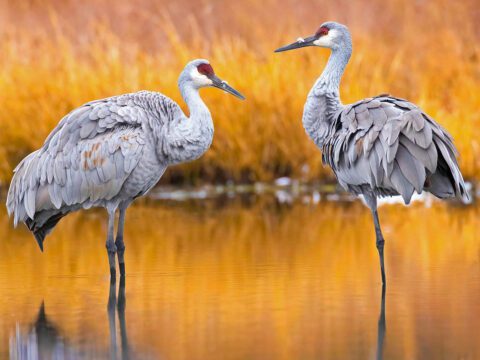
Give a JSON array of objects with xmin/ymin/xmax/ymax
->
[
  {"xmin": 287, "ymin": 21, "xmax": 466, "ymax": 284},
  {"xmin": 304, "ymin": 81, "xmax": 468, "ymax": 204},
  {"xmin": 302, "ymin": 22, "xmax": 467, "ymax": 204},
  {"xmin": 7, "ymin": 90, "xmax": 213, "ymax": 242}
]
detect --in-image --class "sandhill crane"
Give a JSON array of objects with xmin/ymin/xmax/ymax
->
[
  {"xmin": 6, "ymin": 59, "xmax": 244, "ymax": 279},
  {"xmin": 275, "ymin": 22, "xmax": 468, "ymax": 284}
]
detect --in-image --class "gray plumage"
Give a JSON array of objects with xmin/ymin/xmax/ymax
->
[
  {"xmin": 6, "ymin": 58, "xmax": 244, "ymax": 278},
  {"xmin": 321, "ymin": 95, "xmax": 467, "ymax": 203},
  {"xmin": 276, "ymin": 21, "xmax": 468, "ymax": 284}
]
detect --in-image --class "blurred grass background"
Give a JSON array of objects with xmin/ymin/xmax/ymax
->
[{"xmin": 0, "ymin": 0, "xmax": 478, "ymax": 185}]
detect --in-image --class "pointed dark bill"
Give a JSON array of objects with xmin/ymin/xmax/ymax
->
[
  {"xmin": 274, "ymin": 35, "xmax": 317, "ymax": 52},
  {"xmin": 211, "ymin": 76, "xmax": 245, "ymax": 100}
]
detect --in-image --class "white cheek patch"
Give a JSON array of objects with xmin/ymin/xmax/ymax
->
[
  {"xmin": 191, "ymin": 68, "xmax": 202, "ymax": 80},
  {"xmin": 313, "ymin": 30, "xmax": 336, "ymax": 47},
  {"xmin": 296, "ymin": 37, "xmax": 305, "ymax": 43},
  {"xmin": 191, "ymin": 68, "xmax": 212, "ymax": 86},
  {"xmin": 313, "ymin": 37, "xmax": 329, "ymax": 47}
]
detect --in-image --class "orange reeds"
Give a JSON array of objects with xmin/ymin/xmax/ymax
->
[{"xmin": 0, "ymin": 0, "xmax": 478, "ymax": 185}]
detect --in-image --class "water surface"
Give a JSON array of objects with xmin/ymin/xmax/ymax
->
[{"xmin": 0, "ymin": 193, "xmax": 479, "ymax": 359}]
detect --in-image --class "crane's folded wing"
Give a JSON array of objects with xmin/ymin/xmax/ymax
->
[{"xmin": 322, "ymin": 95, "xmax": 467, "ymax": 203}]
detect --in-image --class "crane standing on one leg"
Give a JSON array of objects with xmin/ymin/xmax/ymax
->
[
  {"xmin": 6, "ymin": 59, "xmax": 244, "ymax": 280},
  {"xmin": 275, "ymin": 22, "xmax": 468, "ymax": 284}
]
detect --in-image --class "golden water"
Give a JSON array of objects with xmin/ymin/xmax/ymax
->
[{"xmin": 0, "ymin": 195, "xmax": 478, "ymax": 359}]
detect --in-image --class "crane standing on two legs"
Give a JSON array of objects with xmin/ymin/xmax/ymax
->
[
  {"xmin": 275, "ymin": 21, "xmax": 468, "ymax": 284},
  {"xmin": 7, "ymin": 59, "xmax": 245, "ymax": 279}
]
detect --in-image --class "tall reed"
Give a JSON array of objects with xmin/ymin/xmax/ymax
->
[{"xmin": 0, "ymin": 0, "xmax": 478, "ymax": 185}]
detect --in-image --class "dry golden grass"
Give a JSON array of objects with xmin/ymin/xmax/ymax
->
[{"xmin": 0, "ymin": 0, "xmax": 479, "ymax": 185}]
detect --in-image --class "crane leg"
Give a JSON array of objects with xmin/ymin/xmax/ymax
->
[
  {"xmin": 107, "ymin": 275, "xmax": 118, "ymax": 359},
  {"xmin": 376, "ymin": 283, "xmax": 386, "ymax": 360},
  {"xmin": 364, "ymin": 194, "xmax": 386, "ymax": 285},
  {"xmin": 115, "ymin": 207, "xmax": 127, "ymax": 277},
  {"xmin": 107, "ymin": 272, "xmax": 129, "ymax": 359},
  {"xmin": 106, "ymin": 208, "xmax": 117, "ymax": 280},
  {"xmin": 372, "ymin": 209, "xmax": 386, "ymax": 285},
  {"xmin": 117, "ymin": 275, "xmax": 129, "ymax": 359}
]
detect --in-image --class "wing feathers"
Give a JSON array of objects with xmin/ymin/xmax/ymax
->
[
  {"xmin": 396, "ymin": 144, "xmax": 425, "ymax": 193},
  {"xmin": 5, "ymin": 92, "xmax": 166, "ymax": 225},
  {"xmin": 322, "ymin": 95, "xmax": 467, "ymax": 201}
]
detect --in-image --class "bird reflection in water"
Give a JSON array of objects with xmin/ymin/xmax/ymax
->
[
  {"xmin": 9, "ymin": 279, "xmax": 130, "ymax": 359},
  {"xmin": 376, "ymin": 284, "xmax": 386, "ymax": 360},
  {"xmin": 9, "ymin": 277, "xmax": 384, "ymax": 359},
  {"xmin": 9, "ymin": 302, "xmax": 80, "ymax": 359},
  {"xmin": 108, "ymin": 276, "xmax": 130, "ymax": 359}
]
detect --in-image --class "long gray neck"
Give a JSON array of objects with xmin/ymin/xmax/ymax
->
[
  {"xmin": 180, "ymin": 79, "xmax": 212, "ymax": 121},
  {"xmin": 163, "ymin": 77, "xmax": 214, "ymax": 165},
  {"xmin": 302, "ymin": 46, "xmax": 351, "ymax": 148},
  {"xmin": 317, "ymin": 46, "xmax": 351, "ymax": 92}
]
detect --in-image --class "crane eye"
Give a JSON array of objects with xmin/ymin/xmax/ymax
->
[
  {"xmin": 315, "ymin": 26, "xmax": 329, "ymax": 37},
  {"xmin": 197, "ymin": 63, "xmax": 215, "ymax": 77}
]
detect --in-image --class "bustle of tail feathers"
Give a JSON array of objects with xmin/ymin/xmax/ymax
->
[
  {"xmin": 429, "ymin": 141, "xmax": 470, "ymax": 203},
  {"xmin": 25, "ymin": 213, "xmax": 66, "ymax": 252}
]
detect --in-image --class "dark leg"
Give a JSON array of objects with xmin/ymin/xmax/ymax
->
[
  {"xmin": 117, "ymin": 276, "xmax": 129, "ymax": 359},
  {"xmin": 108, "ymin": 275, "xmax": 129, "ymax": 359},
  {"xmin": 372, "ymin": 209, "xmax": 386, "ymax": 285},
  {"xmin": 108, "ymin": 278, "xmax": 118, "ymax": 360},
  {"xmin": 364, "ymin": 193, "xmax": 386, "ymax": 285},
  {"xmin": 376, "ymin": 284, "xmax": 386, "ymax": 360},
  {"xmin": 106, "ymin": 208, "xmax": 117, "ymax": 280},
  {"xmin": 115, "ymin": 207, "xmax": 127, "ymax": 276}
]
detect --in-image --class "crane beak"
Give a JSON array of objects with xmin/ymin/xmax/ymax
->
[
  {"xmin": 211, "ymin": 75, "xmax": 245, "ymax": 100},
  {"xmin": 274, "ymin": 35, "xmax": 317, "ymax": 52}
]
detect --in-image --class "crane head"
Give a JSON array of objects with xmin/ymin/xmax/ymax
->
[
  {"xmin": 274, "ymin": 21, "xmax": 351, "ymax": 53},
  {"xmin": 185, "ymin": 59, "xmax": 245, "ymax": 100}
]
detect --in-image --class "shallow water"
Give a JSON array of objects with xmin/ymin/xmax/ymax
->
[{"xmin": 0, "ymin": 192, "xmax": 479, "ymax": 359}]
